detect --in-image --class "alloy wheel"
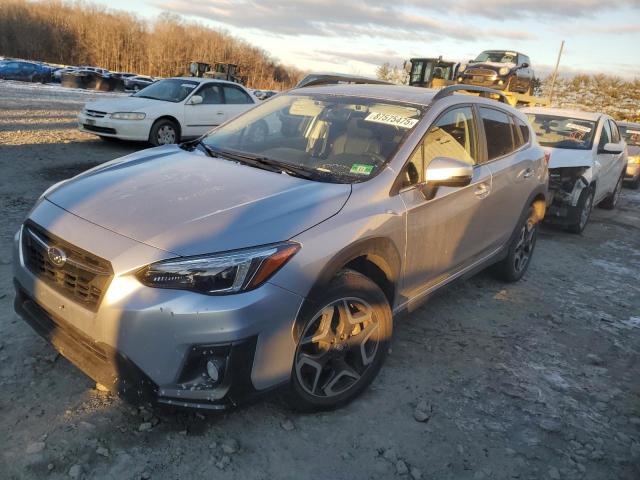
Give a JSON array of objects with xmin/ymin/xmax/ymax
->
[
  {"xmin": 295, "ymin": 298, "xmax": 380, "ymax": 398},
  {"xmin": 157, "ymin": 125, "xmax": 176, "ymax": 145},
  {"xmin": 612, "ymin": 178, "xmax": 622, "ymax": 207},
  {"xmin": 513, "ymin": 218, "xmax": 536, "ymax": 273}
]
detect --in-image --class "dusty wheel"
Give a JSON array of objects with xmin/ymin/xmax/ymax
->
[
  {"xmin": 149, "ymin": 119, "xmax": 179, "ymax": 146},
  {"xmin": 600, "ymin": 175, "xmax": 622, "ymax": 210},
  {"xmin": 493, "ymin": 206, "xmax": 538, "ymax": 282},
  {"xmin": 567, "ymin": 187, "xmax": 594, "ymax": 234},
  {"xmin": 287, "ymin": 270, "xmax": 392, "ymax": 411}
]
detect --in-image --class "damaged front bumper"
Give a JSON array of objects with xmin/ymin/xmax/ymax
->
[{"xmin": 545, "ymin": 167, "xmax": 591, "ymax": 225}]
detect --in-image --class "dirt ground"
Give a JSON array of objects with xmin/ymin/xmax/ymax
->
[{"xmin": 1, "ymin": 80, "xmax": 639, "ymax": 480}]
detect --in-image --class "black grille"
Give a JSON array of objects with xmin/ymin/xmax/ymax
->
[
  {"xmin": 85, "ymin": 109, "xmax": 107, "ymax": 118},
  {"xmin": 83, "ymin": 124, "xmax": 117, "ymax": 134},
  {"xmin": 467, "ymin": 68, "xmax": 496, "ymax": 77},
  {"xmin": 22, "ymin": 222, "xmax": 113, "ymax": 311}
]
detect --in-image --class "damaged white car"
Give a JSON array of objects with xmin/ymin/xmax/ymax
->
[{"xmin": 523, "ymin": 108, "xmax": 627, "ymax": 234}]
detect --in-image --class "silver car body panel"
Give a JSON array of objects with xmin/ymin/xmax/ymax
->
[{"xmin": 14, "ymin": 84, "xmax": 548, "ymax": 406}]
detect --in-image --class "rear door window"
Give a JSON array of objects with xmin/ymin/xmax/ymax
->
[
  {"xmin": 479, "ymin": 107, "xmax": 514, "ymax": 160},
  {"xmin": 515, "ymin": 116, "xmax": 530, "ymax": 145},
  {"xmin": 223, "ymin": 86, "xmax": 253, "ymax": 104}
]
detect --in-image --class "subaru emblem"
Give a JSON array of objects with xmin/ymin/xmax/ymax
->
[{"xmin": 47, "ymin": 246, "xmax": 67, "ymax": 267}]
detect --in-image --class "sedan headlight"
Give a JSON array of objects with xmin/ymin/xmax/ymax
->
[
  {"xmin": 136, "ymin": 242, "xmax": 300, "ymax": 295},
  {"xmin": 628, "ymin": 155, "xmax": 640, "ymax": 164},
  {"xmin": 110, "ymin": 112, "xmax": 146, "ymax": 120},
  {"xmin": 499, "ymin": 67, "xmax": 510, "ymax": 76}
]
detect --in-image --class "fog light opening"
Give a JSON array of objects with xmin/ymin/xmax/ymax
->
[{"xmin": 206, "ymin": 359, "xmax": 222, "ymax": 383}]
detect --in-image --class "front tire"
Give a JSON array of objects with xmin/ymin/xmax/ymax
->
[
  {"xmin": 600, "ymin": 175, "xmax": 622, "ymax": 210},
  {"xmin": 567, "ymin": 186, "xmax": 594, "ymax": 234},
  {"xmin": 492, "ymin": 206, "xmax": 538, "ymax": 282},
  {"xmin": 149, "ymin": 119, "xmax": 179, "ymax": 146},
  {"xmin": 287, "ymin": 270, "xmax": 392, "ymax": 412}
]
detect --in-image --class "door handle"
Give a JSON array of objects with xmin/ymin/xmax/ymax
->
[
  {"xmin": 475, "ymin": 182, "xmax": 490, "ymax": 199},
  {"xmin": 216, "ymin": 111, "xmax": 225, "ymax": 115}
]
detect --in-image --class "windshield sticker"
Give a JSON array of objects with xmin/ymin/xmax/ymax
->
[
  {"xmin": 365, "ymin": 112, "xmax": 418, "ymax": 129},
  {"xmin": 627, "ymin": 130, "xmax": 640, "ymax": 136},
  {"xmin": 350, "ymin": 164, "xmax": 374, "ymax": 175},
  {"xmin": 566, "ymin": 123, "xmax": 592, "ymax": 133},
  {"xmin": 181, "ymin": 84, "xmax": 197, "ymax": 88}
]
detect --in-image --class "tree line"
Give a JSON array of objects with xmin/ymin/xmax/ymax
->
[{"xmin": 0, "ymin": 0, "xmax": 304, "ymax": 89}]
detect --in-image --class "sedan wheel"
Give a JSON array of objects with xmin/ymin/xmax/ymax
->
[
  {"xmin": 513, "ymin": 218, "xmax": 536, "ymax": 274},
  {"xmin": 156, "ymin": 125, "xmax": 176, "ymax": 145}
]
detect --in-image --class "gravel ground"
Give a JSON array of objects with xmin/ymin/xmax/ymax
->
[{"xmin": 1, "ymin": 80, "xmax": 639, "ymax": 480}]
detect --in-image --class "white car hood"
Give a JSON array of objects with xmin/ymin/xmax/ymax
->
[
  {"xmin": 84, "ymin": 96, "xmax": 163, "ymax": 113},
  {"xmin": 546, "ymin": 148, "xmax": 594, "ymax": 169}
]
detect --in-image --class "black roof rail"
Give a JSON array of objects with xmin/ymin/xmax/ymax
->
[{"xmin": 432, "ymin": 84, "xmax": 510, "ymax": 104}]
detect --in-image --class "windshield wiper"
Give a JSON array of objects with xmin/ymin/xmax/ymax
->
[{"xmin": 197, "ymin": 143, "xmax": 317, "ymax": 180}]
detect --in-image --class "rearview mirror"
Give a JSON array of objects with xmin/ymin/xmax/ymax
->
[
  {"xmin": 601, "ymin": 142, "xmax": 624, "ymax": 154},
  {"xmin": 425, "ymin": 157, "xmax": 473, "ymax": 188},
  {"xmin": 187, "ymin": 95, "xmax": 203, "ymax": 105}
]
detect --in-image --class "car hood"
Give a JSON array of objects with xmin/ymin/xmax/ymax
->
[
  {"xmin": 45, "ymin": 145, "xmax": 352, "ymax": 256},
  {"xmin": 545, "ymin": 147, "xmax": 594, "ymax": 169},
  {"xmin": 467, "ymin": 62, "xmax": 516, "ymax": 71},
  {"xmin": 84, "ymin": 96, "xmax": 162, "ymax": 113}
]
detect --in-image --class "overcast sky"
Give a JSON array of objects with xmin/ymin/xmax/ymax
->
[{"xmin": 100, "ymin": 0, "xmax": 640, "ymax": 79}]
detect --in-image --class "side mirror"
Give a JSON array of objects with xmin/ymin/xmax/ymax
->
[
  {"xmin": 601, "ymin": 142, "xmax": 624, "ymax": 154},
  {"xmin": 425, "ymin": 157, "xmax": 473, "ymax": 188},
  {"xmin": 187, "ymin": 95, "xmax": 203, "ymax": 105},
  {"xmin": 520, "ymin": 62, "xmax": 530, "ymax": 69}
]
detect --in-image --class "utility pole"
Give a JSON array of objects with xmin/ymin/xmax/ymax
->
[{"xmin": 548, "ymin": 40, "xmax": 565, "ymax": 104}]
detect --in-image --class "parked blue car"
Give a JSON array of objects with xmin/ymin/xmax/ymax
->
[{"xmin": 0, "ymin": 61, "xmax": 52, "ymax": 82}]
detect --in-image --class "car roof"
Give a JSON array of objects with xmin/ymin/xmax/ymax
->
[
  {"xmin": 168, "ymin": 76, "xmax": 249, "ymax": 87},
  {"xmin": 288, "ymin": 83, "xmax": 440, "ymax": 106},
  {"xmin": 520, "ymin": 106, "xmax": 603, "ymax": 122}
]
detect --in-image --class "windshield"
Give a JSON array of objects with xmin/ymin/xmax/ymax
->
[
  {"xmin": 620, "ymin": 125, "xmax": 640, "ymax": 146},
  {"xmin": 526, "ymin": 114, "xmax": 596, "ymax": 150},
  {"xmin": 133, "ymin": 79, "xmax": 198, "ymax": 102},
  {"xmin": 473, "ymin": 51, "xmax": 517, "ymax": 64},
  {"xmin": 201, "ymin": 93, "xmax": 424, "ymax": 183}
]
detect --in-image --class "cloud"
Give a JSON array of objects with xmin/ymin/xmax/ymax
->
[{"xmin": 154, "ymin": 0, "xmax": 536, "ymax": 41}]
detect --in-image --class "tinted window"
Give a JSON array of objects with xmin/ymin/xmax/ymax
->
[
  {"xmin": 401, "ymin": 106, "xmax": 476, "ymax": 188},
  {"xmin": 609, "ymin": 120, "xmax": 620, "ymax": 143},
  {"xmin": 223, "ymin": 86, "xmax": 252, "ymax": 104},
  {"xmin": 599, "ymin": 120, "xmax": 612, "ymax": 149},
  {"xmin": 196, "ymin": 83, "xmax": 222, "ymax": 104},
  {"xmin": 480, "ymin": 107, "xmax": 514, "ymax": 160},
  {"xmin": 516, "ymin": 116, "xmax": 530, "ymax": 144}
]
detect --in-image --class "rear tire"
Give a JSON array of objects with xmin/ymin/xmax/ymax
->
[
  {"xmin": 149, "ymin": 119, "xmax": 179, "ymax": 146},
  {"xmin": 629, "ymin": 175, "xmax": 640, "ymax": 190},
  {"xmin": 286, "ymin": 270, "xmax": 392, "ymax": 412},
  {"xmin": 567, "ymin": 186, "xmax": 594, "ymax": 234},
  {"xmin": 492, "ymin": 206, "xmax": 538, "ymax": 282},
  {"xmin": 600, "ymin": 175, "xmax": 622, "ymax": 210}
]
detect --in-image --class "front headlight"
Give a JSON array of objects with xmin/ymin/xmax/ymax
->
[
  {"xmin": 499, "ymin": 67, "xmax": 510, "ymax": 76},
  {"xmin": 110, "ymin": 112, "xmax": 146, "ymax": 120},
  {"xmin": 458, "ymin": 64, "xmax": 467, "ymax": 72},
  {"xmin": 628, "ymin": 155, "xmax": 640, "ymax": 164},
  {"xmin": 136, "ymin": 242, "xmax": 300, "ymax": 295}
]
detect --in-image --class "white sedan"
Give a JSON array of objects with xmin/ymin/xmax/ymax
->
[
  {"xmin": 523, "ymin": 107, "xmax": 627, "ymax": 233},
  {"xmin": 77, "ymin": 77, "xmax": 259, "ymax": 145}
]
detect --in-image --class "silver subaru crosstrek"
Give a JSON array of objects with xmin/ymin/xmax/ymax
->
[{"xmin": 14, "ymin": 84, "xmax": 548, "ymax": 411}]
